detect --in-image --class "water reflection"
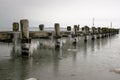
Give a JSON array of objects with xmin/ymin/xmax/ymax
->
[
  {"xmin": 100, "ymin": 38, "xmax": 109, "ymax": 47},
  {"xmin": 83, "ymin": 42, "xmax": 88, "ymax": 58},
  {"xmin": 0, "ymin": 42, "xmax": 12, "ymax": 57},
  {"xmin": 71, "ymin": 48, "xmax": 77, "ymax": 65},
  {"xmin": 0, "ymin": 57, "xmax": 33, "ymax": 80},
  {"xmin": 53, "ymin": 49, "xmax": 62, "ymax": 77},
  {"xmin": 91, "ymin": 40, "xmax": 95, "ymax": 52},
  {"xmin": 96, "ymin": 39, "xmax": 101, "ymax": 50},
  {"xmin": 12, "ymin": 58, "xmax": 33, "ymax": 80},
  {"xmin": 11, "ymin": 43, "xmax": 21, "ymax": 57},
  {"xmin": 0, "ymin": 35, "xmax": 120, "ymax": 80}
]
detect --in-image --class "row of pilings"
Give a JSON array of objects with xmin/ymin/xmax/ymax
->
[
  {"xmin": 13, "ymin": 19, "xmax": 31, "ymax": 57},
  {"xmin": 80, "ymin": 26, "xmax": 119, "ymax": 42},
  {"xmin": 11, "ymin": 19, "xmax": 119, "ymax": 57}
]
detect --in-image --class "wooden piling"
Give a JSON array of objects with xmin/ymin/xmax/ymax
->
[
  {"xmin": 54, "ymin": 23, "xmax": 61, "ymax": 49},
  {"xmin": 72, "ymin": 25, "xmax": 78, "ymax": 45},
  {"xmin": 12, "ymin": 22, "xmax": 20, "ymax": 56},
  {"xmin": 67, "ymin": 26, "xmax": 72, "ymax": 37},
  {"xmin": 84, "ymin": 26, "xmax": 90, "ymax": 35},
  {"xmin": 54, "ymin": 23, "xmax": 61, "ymax": 38},
  {"xmin": 13, "ymin": 22, "xmax": 19, "ymax": 32},
  {"xmin": 74, "ymin": 25, "xmax": 78, "ymax": 36},
  {"xmin": 77, "ymin": 25, "xmax": 80, "ymax": 31},
  {"xmin": 39, "ymin": 24, "xmax": 44, "ymax": 31},
  {"xmin": 101, "ymin": 27, "xmax": 106, "ymax": 38},
  {"xmin": 116, "ymin": 29, "xmax": 119, "ymax": 34},
  {"xmin": 20, "ymin": 19, "xmax": 29, "ymax": 39},
  {"xmin": 67, "ymin": 26, "xmax": 71, "ymax": 31},
  {"xmin": 20, "ymin": 19, "xmax": 31, "ymax": 57}
]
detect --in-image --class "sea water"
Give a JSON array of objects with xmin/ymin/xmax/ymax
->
[{"xmin": 0, "ymin": 34, "xmax": 120, "ymax": 80}]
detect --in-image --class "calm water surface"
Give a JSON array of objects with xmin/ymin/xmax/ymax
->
[{"xmin": 0, "ymin": 35, "xmax": 120, "ymax": 80}]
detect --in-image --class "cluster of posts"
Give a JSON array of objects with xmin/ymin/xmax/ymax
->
[
  {"xmin": 11, "ymin": 19, "xmax": 119, "ymax": 57},
  {"xmin": 13, "ymin": 19, "xmax": 31, "ymax": 57},
  {"xmin": 80, "ymin": 26, "xmax": 119, "ymax": 42}
]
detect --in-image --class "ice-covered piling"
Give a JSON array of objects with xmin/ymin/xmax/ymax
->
[
  {"xmin": 54, "ymin": 23, "xmax": 61, "ymax": 49},
  {"xmin": 12, "ymin": 22, "xmax": 20, "ymax": 55},
  {"xmin": 13, "ymin": 22, "xmax": 19, "ymax": 44},
  {"xmin": 20, "ymin": 19, "xmax": 31, "ymax": 57},
  {"xmin": 83, "ymin": 26, "xmax": 90, "ymax": 42},
  {"xmin": 54, "ymin": 23, "xmax": 61, "ymax": 38}
]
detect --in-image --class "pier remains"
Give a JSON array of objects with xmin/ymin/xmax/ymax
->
[{"xmin": 0, "ymin": 19, "xmax": 119, "ymax": 56}]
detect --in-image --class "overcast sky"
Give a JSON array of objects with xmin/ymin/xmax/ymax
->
[{"xmin": 0, "ymin": 0, "xmax": 120, "ymax": 28}]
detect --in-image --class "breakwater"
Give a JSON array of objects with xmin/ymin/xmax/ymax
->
[
  {"xmin": 0, "ymin": 22, "xmax": 119, "ymax": 42},
  {"xmin": 0, "ymin": 19, "xmax": 119, "ymax": 57}
]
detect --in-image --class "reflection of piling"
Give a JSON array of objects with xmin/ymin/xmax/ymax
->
[
  {"xmin": 72, "ymin": 38, "xmax": 77, "ymax": 45},
  {"xmin": 84, "ymin": 35, "xmax": 87, "ymax": 42},
  {"xmin": 108, "ymin": 28, "xmax": 111, "ymax": 36},
  {"xmin": 39, "ymin": 24, "xmax": 44, "ymax": 31},
  {"xmin": 101, "ymin": 28, "xmax": 104, "ymax": 38},
  {"xmin": 55, "ymin": 39, "xmax": 61, "ymax": 49},
  {"xmin": 116, "ymin": 29, "xmax": 119, "ymax": 34},
  {"xmin": 20, "ymin": 19, "xmax": 31, "ymax": 57}
]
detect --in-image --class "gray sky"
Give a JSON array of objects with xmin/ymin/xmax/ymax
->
[{"xmin": 0, "ymin": 0, "xmax": 120, "ymax": 28}]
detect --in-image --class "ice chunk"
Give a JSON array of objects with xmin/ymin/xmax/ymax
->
[
  {"xmin": 110, "ymin": 68, "xmax": 120, "ymax": 74},
  {"xmin": 25, "ymin": 78, "xmax": 37, "ymax": 80}
]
